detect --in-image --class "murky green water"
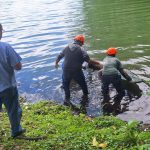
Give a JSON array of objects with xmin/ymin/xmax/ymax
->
[
  {"xmin": 80, "ymin": 0, "xmax": 150, "ymax": 120},
  {"xmin": 84, "ymin": 1, "xmax": 150, "ymax": 46},
  {"xmin": 82, "ymin": 0, "xmax": 150, "ymax": 77}
]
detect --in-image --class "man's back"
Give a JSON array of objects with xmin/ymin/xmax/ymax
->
[
  {"xmin": 102, "ymin": 56, "xmax": 122, "ymax": 75},
  {"xmin": 63, "ymin": 43, "xmax": 84, "ymax": 70}
]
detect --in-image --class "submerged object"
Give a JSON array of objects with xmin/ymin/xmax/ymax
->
[
  {"xmin": 82, "ymin": 59, "xmax": 103, "ymax": 70},
  {"xmin": 88, "ymin": 59, "xmax": 103, "ymax": 70},
  {"xmin": 121, "ymin": 70, "xmax": 143, "ymax": 98},
  {"xmin": 121, "ymin": 69, "xmax": 143, "ymax": 83}
]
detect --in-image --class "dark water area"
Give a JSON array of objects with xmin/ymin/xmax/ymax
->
[{"xmin": 1, "ymin": 0, "xmax": 150, "ymax": 122}]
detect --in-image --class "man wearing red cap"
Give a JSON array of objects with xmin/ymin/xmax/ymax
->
[
  {"xmin": 55, "ymin": 35, "xmax": 90, "ymax": 108},
  {"xmin": 101, "ymin": 47, "xmax": 132, "ymax": 114}
]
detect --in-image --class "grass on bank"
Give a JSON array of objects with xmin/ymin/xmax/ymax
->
[{"xmin": 0, "ymin": 101, "xmax": 150, "ymax": 150}]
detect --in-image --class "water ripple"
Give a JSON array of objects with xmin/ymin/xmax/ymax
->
[{"xmin": 1, "ymin": 0, "xmax": 150, "ymax": 102}]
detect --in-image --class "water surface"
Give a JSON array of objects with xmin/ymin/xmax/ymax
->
[{"xmin": 1, "ymin": 0, "xmax": 150, "ymax": 106}]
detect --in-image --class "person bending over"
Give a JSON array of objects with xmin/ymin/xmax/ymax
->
[
  {"xmin": 101, "ymin": 47, "xmax": 132, "ymax": 114},
  {"xmin": 55, "ymin": 35, "xmax": 90, "ymax": 108}
]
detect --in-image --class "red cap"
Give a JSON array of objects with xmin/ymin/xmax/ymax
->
[
  {"xmin": 74, "ymin": 35, "xmax": 85, "ymax": 44},
  {"xmin": 106, "ymin": 47, "xmax": 117, "ymax": 55}
]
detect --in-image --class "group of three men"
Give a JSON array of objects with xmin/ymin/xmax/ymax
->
[{"xmin": 0, "ymin": 23, "xmax": 131, "ymax": 138}]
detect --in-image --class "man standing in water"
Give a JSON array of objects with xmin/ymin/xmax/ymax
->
[
  {"xmin": 0, "ymin": 23, "xmax": 25, "ymax": 138},
  {"xmin": 55, "ymin": 35, "xmax": 90, "ymax": 108},
  {"xmin": 101, "ymin": 47, "xmax": 132, "ymax": 114}
]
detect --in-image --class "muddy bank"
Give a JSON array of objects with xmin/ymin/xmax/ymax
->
[
  {"xmin": 63, "ymin": 70, "xmax": 150, "ymax": 124},
  {"xmin": 22, "ymin": 69, "xmax": 150, "ymax": 125},
  {"xmin": 118, "ymin": 82, "xmax": 150, "ymax": 124}
]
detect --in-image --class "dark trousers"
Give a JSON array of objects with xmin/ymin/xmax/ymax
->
[
  {"xmin": 0, "ymin": 87, "xmax": 22, "ymax": 136},
  {"xmin": 63, "ymin": 69, "xmax": 88, "ymax": 100},
  {"xmin": 101, "ymin": 74, "xmax": 125, "ymax": 104}
]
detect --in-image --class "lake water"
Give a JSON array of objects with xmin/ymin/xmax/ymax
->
[{"xmin": 1, "ymin": 0, "xmax": 150, "ymax": 105}]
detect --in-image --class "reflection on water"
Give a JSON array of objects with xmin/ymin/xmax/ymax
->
[
  {"xmin": 1, "ymin": 0, "xmax": 84, "ymax": 101},
  {"xmin": 0, "ymin": 0, "xmax": 150, "ymax": 103}
]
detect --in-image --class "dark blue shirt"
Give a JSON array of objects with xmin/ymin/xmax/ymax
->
[{"xmin": 56, "ymin": 42, "xmax": 90, "ymax": 70}]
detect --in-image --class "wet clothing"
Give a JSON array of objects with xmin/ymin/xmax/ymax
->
[
  {"xmin": 0, "ymin": 41, "xmax": 23, "ymax": 137},
  {"xmin": 101, "ymin": 56, "xmax": 125, "ymax": 105},
  {"xmin": 56, "ymin": 42, "xmax": 90, "ymax": 101},
  {"xmin": 63, "ymin": 69, "xmax": 88, "ymax": 99},
  {"xmin": 101, "ymin": 74, "xmax": 125, "ymax": 103}
]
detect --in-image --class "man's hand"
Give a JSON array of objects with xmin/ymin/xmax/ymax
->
[
  {"xmin": 14, "ymin": 62, "xmax": 22, "ymax": 70},
  {"xmin": 127, "ymin": 77, "xmax": 132, "ymax": 82},
  {"xmin": 55, "ymin": 61, "xmax": 59, "ymax": 69}
]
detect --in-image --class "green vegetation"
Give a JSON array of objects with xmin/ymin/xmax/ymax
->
[
  {"xmin": 0, "ymin": 101, "xmax": 150, "ymax": 150},
  {"xmin": 147, "ymin": 80, "xmax": 150, "ymax": 84}
]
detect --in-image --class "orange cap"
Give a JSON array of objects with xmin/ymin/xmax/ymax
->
[
  {"xmin": 106, "ymin": 47, "xmax": 117, "ymax": 55},
  {"xmin": 74, "ymin": 35, "xmax": 85, "ymax": 44}
]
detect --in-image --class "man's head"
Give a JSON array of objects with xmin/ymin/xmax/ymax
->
[
  {"xmin": 0, "ymin": 23, "xmax": 3, "ymax": 40},
  {"xmin": 105, "ymin": 47, "xmax": 117, "ymax": 56},
  {"xmin": 74, "ymin": 35, "xmax": 85, "ymax": 46}
]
